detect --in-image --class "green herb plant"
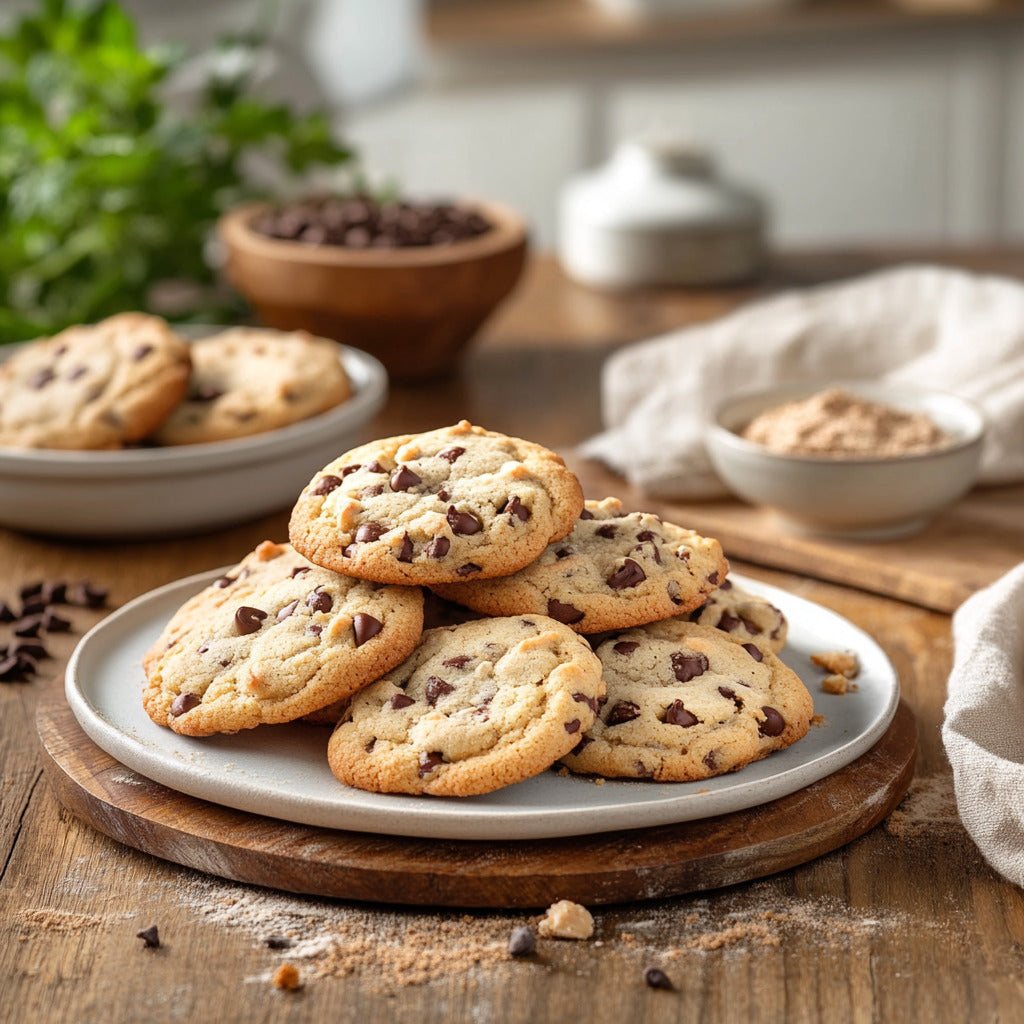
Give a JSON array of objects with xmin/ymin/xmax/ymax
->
[{"xmin": 0, "ymin": 0, "xmax": 354, "ymax": 342}]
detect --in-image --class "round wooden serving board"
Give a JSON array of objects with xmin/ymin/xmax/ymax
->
[{"xmin": 37, "ymin": 690, "xmax": 916, "ymax": 909}]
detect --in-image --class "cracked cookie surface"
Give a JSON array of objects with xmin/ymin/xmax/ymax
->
[
  {"xmin": 560, "ymin": 619, "xmax": 812, "ymax": 782},
  {"xmin": 327, "ymin": 615, "xmax": 604, "ymax": 796},
  {"xmin": 687, "ymin": 578, "xmax": 788, "ymax": 654},
  {"xmin": 142, "ymin": 540, "xmax": 424, "ymax": 736},
  {"xmin": 289, "ymin": 421, "xmax": 584, "ymax": 585},
  {"xmin": 431, "ymin": 497, "xmax": 727, "ymax": 634}
]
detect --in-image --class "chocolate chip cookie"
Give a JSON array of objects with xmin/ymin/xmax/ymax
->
[
  {"xmin": 0, "ymin": 313, "xmax": 191, "ymax": 449},
  {"xmin": 152, "ymin": 327, "xmax": 352, "ymax": 445},
  {"xmin": 687, "ymin": 578, "xmax": 788, "ymax": 654},
  {"xmin": 327, "ymin": 616, "xmax": 604, "ymax": 796},
  {"xmin": 560, "ymin": 620, "xmax": 813, "ymax": 782},
  {"xmin": 431, "ymin": 497, "xmax": 727, "ymax": 634},
  {"xmin": 142, "ymin": 540, "xmax": 424, "ymax": 736},
  {"xmin": 289, "ymin": 421, "xmax": 584, "ymax": 585}
]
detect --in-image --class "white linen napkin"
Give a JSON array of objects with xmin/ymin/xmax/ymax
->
[
  {"xmin": 580, "ymin": 264, "xmax": 1024, "ymax": 498},
  {"xmin": 943, "ymin": 561, "xmax": 1024, "ymax": 888}
]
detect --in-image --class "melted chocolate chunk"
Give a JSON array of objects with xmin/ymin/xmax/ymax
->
[
  {"xmin": 547, "ymin": 599, "xmax": 584, "ymax": 625},
  {"xmin": 664, "ymin": 700, "xmax": 698, "ymax": 727},
  {"xmin": 607, "ymin": 558, "xmax": 646, "ymax": 590},
  {"xmin": 447, "ymin": 506, "xmax": 482, "ymax": 535},
  {"xmin": 355, "ymin": 522, "xmax": 385, "ymax": 543},
  {"xmin": 170, "ymin": 692, "xmax": 201, "ymax": 716},
  {"xmin": 671, "ymin": 651, "xmax": 709, "ymax": 682},
  {"xmin": 606, "ymin": 701, "xmax": 640, "ymax": 726},
  {"xmin": 425, "ymin": 536, "xmax": 450, "ymax": 559},
  {"xmin": 442, "ymin": 654, "xmax": 471, "ymax": 668},
  {"xmin": 364, "ymin": 460, "xmax": 387, "ymax": 473},
  {"xmin": 341, "ymin": 463, "xmax": 361, "ymax": 477},
  {"xmin": 456, "ymin": 563, "xmax": 482, "ymax": 577},
  {"xmin": 596, "ymin": 524, "xmax": 617, "ymax": 539},
  {"xmin": 360, "ymin": 485, "xmax": 384, "ymax": 499},
  {"xmin": 425, "ymin": 676, "xmax": 454, "ymax": 706},
  {"xmin": 307, "ymin": 624, "xmax": 323, "ymax": 637},
  {"xmin": 718, "ymin": 612, "xmax": 742, "ymax": 632},
  {"xmin": 397, "ymin": 533, "xmax": 413, "ymax": 562},
  {"xmin": 719, "ymin": 579, "xmax": 733, "ymax": 591},
  {"xmin": 390, "ymin": 465, "xmax": 422, "ymax": 491},
  {"xmin": 353, "ymin": 613, "xmax": 383, "ymax": 646},
  {"xmin": 573, "ymin": 692, "xmax": 600, "ymax": 715},
  {"xmin": 276, "ymin": 600, "xmax": 299, "ymax": 622},
  {"xmin": 707, "ymin": 571, "xmax": 720, "ymax": 585},
  {"xmin": 234, "ymin": 606, "xmax": 267, "ymax": 634},
  {"xmin": 312, "ymin": 475, "xmax": 343, "ymax": 496},
  {"xmin": 702, "ymin": 751, "xmax": 719, "ymax": 771},
  {"xmin": 759, "ymin": 706, "xmax": 785, "ymax": 737},
  {"xmin": 437, "ymin": 446, "xmax": 464, "ymax": 463},
  {"xmin": 388, "ymin": 693, "xmax": 414, "ymax": 710},
  {"xmin": 579, "ymin": 508, "xmax": 594, "ymax": 520},
  {"xmin": 418, "ymin": 751, "xmax": 444, "ymax": 777},
  {"xmin": 502, "ymin": 495, "xmax": 530, "ymax": 522},
  {"xmin": 290, "ymin": 566, "xmax": 310, "ymax": 578},
  {"xmin": 564, "ymin": 718, "xmax": 581, "ymax": 734},
  {"xmin": 742, "ymin": 643, "xmax": 764, "ymax": 662},
  {"xmin": 436, "ymin": 489, "xmax": 450, "ymax": 502},
  {"xmin": 306, "ymin": 588, "xmax": 332, "ymax": 613},
  {"xmin": 636, "ymin": 530, "xmax": 657, "ymax": 542}
]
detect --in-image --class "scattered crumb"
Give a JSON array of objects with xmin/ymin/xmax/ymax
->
[
  {"xmin": 810, "ymin": 714, "xmax": 827, "ymax": 728},
  {"xmin": 684, "ymin": 920, "xmax": 780, "ymax": 951},
  {"xmin": 821, "ymin": 674, "xmax": 849, "ymax": 695},
  {"xmin": 556, "ymin": 766, "xmax": 570, "ymax": 777},
  {"xmin": 19, "ymin": 908, "xmax": 110, "ymax": 933},
  {"xmin": 593, "ymin": 777, "xmax": 606, "ymax": 786},
  {"xmin": 272, "ymin": 963, "xmax": 301, "ymax": 990},
  {"xmin": 885, "ymin": 774, "xmax": 964, "ymax": 843},
  {"xmin": 538, "ymin": 900, "xmax": 594, "ymax": 940},
  {"xmin": 811, "ymin": 650, "xmax": 859, "ymax": 678}
]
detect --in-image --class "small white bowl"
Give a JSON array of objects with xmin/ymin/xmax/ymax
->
[
  {"xmin": 0, "ymin": 333, "xmax": 387, "ymax": 538},
  {"xmin": 705, "ymin": 382, "xmax": 986, "ymax": 540}
]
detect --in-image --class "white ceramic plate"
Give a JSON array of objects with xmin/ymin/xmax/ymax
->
[{"xmin": 65, "ymin": 572, "xmax": 898, "ymax": 841}]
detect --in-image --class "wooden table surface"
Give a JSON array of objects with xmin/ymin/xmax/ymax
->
[{"xmin": 4, "ymin": 252, "xmax": 1024, "ymax": 1023}]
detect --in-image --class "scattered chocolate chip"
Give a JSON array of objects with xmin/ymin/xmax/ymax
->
[
  {"xmin": 312, "ymin": 475, "xmax": 343, "ymax": 496},
  {"xmin": 456, "ymin": 563, "xmax": 482, "ymax": 577},
  {"xmin": 136, "ymin": 925, "xmax": 160, "ymax": 949},
  {"xmin": 132, "ymin": 344, "xmax": 153, "ymax": 361},
  {"xmin": 643, "ymin": 966, "xmax": 673, "ymax": 990},
  {"xmin": 266, "ymin": 935, "xmax": 293, "ymax": 950},
  {"xmin": 596, "ymin": 524, "xmax": 617, "ymax": 539},
  {"xmin": 397, "ymin": 533, "xmax": 413, "ymax": 563},
  {"xmin": 437, "ymin": 446, "xmax": 465, "ymax": 463},
  {"xmin": 442, "ymin": 654, "xmax": 471, "ymax": 668},
  {"xmin": 234, "ymin": 606, "xmax": 268, "ymax": 635},
  {"xmin": 390, "ymin": 466, "xmax": 422, "ymax": 491},
  {"xmin": 418, "ymin": 751, "xmax": 444, "ymax": 776},
  {"xmin": 508, "ymin": 926, "xmax": 535, "ymax": 957},
  {"xmin": 564, "ymin": 718, "xmax": 581, "ymax": 734},
  {"xmin": 68, "ymin": 582, "xmax": 108, "ymax": 608},
  {"xmin": 29, "ymin": 368, "xmax": 55, "ymax": 389},
  {"xmin": 41, "ymin": 609, "xmax": 71, "ymax": 633},
  {"xmin": 759, "ymin": 706, "xmax": 785, "ymax": 737},
  {"xmin": 9, "ymin": 639, "xmax": 47, "ymax": 661},
  {"xmin": 40, "ymin": 579, "xmax": 68, "ymax": 603},
  {"xmin": 573, "ymin": 692, "xmax": 600, "ymax": 715},
  {"xmin": 389, "ymin": 693, "xmax": 415, "ymax": 710},
  {"xmin": 20, "ymin": 597, "xmax": 46, "ymax": 616},
  {"xmin": 276, "ymin": 600, "xmax": 299, "ymax": 622},
  {"xmin": 19, "ymin": 582, "xmax": 43, "ymax": 601},
  {"xmin": 170, "ymin": 692, "xmax": 201, "ymax": 716},
  {"xmin": 579, "ymin": 508, "xmax": 594, "ymax": 520},
  {"xmin": 742, "ymin": 643, "xmax": 764, "ymax": 662},
  {"xmin": 671, "ymin": 651, "xmax": 709, "ymax": 682},
  {"xmin": 607, "ymin": 558, "xmax": 646, "ymax": 590},
  {"xmin": 0, "ymin": 601, "xmax": 15, "ymax": 623},
  {"xmin": 425, "ymin": 676, "xmax": 454, "ymax": 706},
  {"xmin": 613, "ymin": 641, "xmax": 639, "ymax": 655},
  {"xmin": 606, "ymin": 701, "xmax": 641, "ymax": 726},
  {"xmin": 502, "ymin": 495, "xmax": 530, "ymax": 522},
  {"xmin": 664, "ymin": 700, "xmax": 698, "ymax": 727},
  {"xmin": 547, "ymin": 599, "xmax": 584, "ymax": 625},
  {"xmin": 425, "ymin": 537, "xmax": 450, "ymax": 559},
  {"xmin": 306, "ymin": 589, "xmax": 332, "ymax": 613},
  {"xmin": 447, "ymin": 506, "xmax": 482, "ymax": 535},
  {"xmin": 353, "ymin": 613, "xmax": 383, "ymax": 646},
  {"xmin": 13, "ymin": 615, "xmax": 43, "ymax": 638}
]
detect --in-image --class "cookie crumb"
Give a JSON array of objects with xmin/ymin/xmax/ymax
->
[
  {"xmin": 821, "ymin": 673, "xmax": 849, "ymax": 695},
  {"xmin": 810, "ymin": 650, "xmax": 859, "ymax": 678},
  {"xmin": 810, "ymin": 714, "xmax": 827, "ymax": 728},
  {"xmin": 538, "ymin": 900, "xmax": 593, "ymax": 940},
  {"xmin": 272, "ymin": 963, "xmax": 301, "ymax": 990},
  {"xmin": 508, "ymin": 926, "xmax": 536, "ymax": 957},
  {"xmin": 643, "ymin": 966, "xmax": 674, "ymax": 990},
  {"xmin": 136, "ymin": 925, "xmax": 160, "ymax": 949}
]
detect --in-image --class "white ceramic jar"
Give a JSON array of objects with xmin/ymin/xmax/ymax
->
[{"xmin": 558, "ymin": 138, "xmax": 767, "ymax": 289}]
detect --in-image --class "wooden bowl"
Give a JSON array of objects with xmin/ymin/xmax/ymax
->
[{"xmin": 217, "ymin": 199, "xmax": 528, "ymax": 382}]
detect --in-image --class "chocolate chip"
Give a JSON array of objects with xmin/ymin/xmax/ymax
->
[
  {"xmin": 341, "ymin": 464, "xmax": 361, "ymax": 477},
  {"xmin": 633, "ymin": 760, "xmax": 655, "ymax": 778},
  {"xmin": 607, "ymin": 558, "xmax": 646, "ymax": 590},
  {"xmin": 671, "ymin": 651, "xmax": 709, "ymax": 682},
  {"xmin": 425, "ymin": 537, "xmax": 450, "ymax": 559},
  {"xmin": 213, "ymin": 575, "xmax": 234, "ymax": 589},
  {"xmin": 0, "ymin": 655, "xmax": 25, "ymax": 682},
  {"xmin": 132, "ymin": 344, "xmax": 153, "ymax": 361},
  {"xmin": 265, "ymin": 935, "xmax": 293, "ymax": 950},
  {"xmin": 437, "ymin": 447, "xmax": 464, "ymax": 463},
  {"xmin": 718, "ymin": 612, "xmax": 742, "ymax": 632},
  {"xmin": 9, "ymin": 639, "xmax": 47, "ymax": 661},
  {"xmin": 290, "ymin": 566, "xmax": 310, "ymax": 578},
  {"xmin": 547, "ymin": 599, "xmax": 584, "ymax": 625},
  {"xmin": 667, "ymin": 581, "xmax": 683, "ymax": 605},
  {"xmin": 570, "ymin": 735, "xmax": 593, "ymax": 756},
  {"xmin": 447, "ymin": 506, "xmax": 482, "ymax": 535},
  {"xmin": 508, "ymin": 926, "xmax": 536, "ymax": 957},
  {"xmin": 425, "ymin": 676, "xmax": 454, "ymax": 706},
  {"xmin": 390, "ymin": 466, "xmax": 422, "ymax": 491},
  {"xmin": 636, "ymin": 530, "xmax": 657, "ymax": 542},
  {"xmin": 307, "ymin": 624, "xmax": 323, "ymax": 637},
  {"xmin": 719, "ymin": 579, "xmax": 733, "ymax": 591},
  {"xmin": 502, "ymin": 496, "xmax": 530, "ymax": 522},
  {"xmin": 68, "ymin": 582, "xmax": 108, "ymax": 608},
  {"xmin": 136, "ymin": 925, "xmax": 160, "ymax": 949},
  {"xmin": 418, "ymin": 751, "xmax": 444, "ymax": 776},
  {"xmin": 664, "ymin": 700, "xmax": 698, "ymax": 727},
  {"xmin": 636, "ymin": 543, "xmax": 662, "ymax": 565},
  {"xmin": 613, "ymin": 641, "xmax": 639, "ymax": 655},
  {"xmin": 29, "ymin": 368, "xmax": 55, "ymax": 389},
  {"xmin": 596, "ymin": 524, "xmax": 617, "ymax": 539},
  {"xmin": 389, "ymin": 693, "xmax": 415, "ymax": 710},
  {"xmin": 606, "ymin": 701, "xmax": 640, "ymax": 726},
  {"xmin": 170, "ymin": 692, "xmax": 201, "ymax": 716},
  {"xmin": 573, "ymin": 692, "xmax": 600, "ymax": 715},
  {"xmin": 353, "ymin": 613, "xmax": 383, "ymax": 646},
  {"xmin": 742, "ymin": 643, "xmax": 764, "ymax": 662},
  {"xmin": 67, "ymin": 365, "xmax": 88, "ymax": 382},
  {"xmin": 42, "ymin": 609, "xmax": 70, "ymax": 633},
  {"xmin": 759, "ymin": 706, "xmax": 785, "ymax": 737},
  {"xmin": 364, "ymin": 738, "xmax": 376, "ymax": 752},
  {"xmin": 0, "ymin": 601, "xmax": 15, "ymax": 622},
  {"xmin": 456, "ymin": 563, "xmax": 482, "ymax": 577},
  {"xmin": 397, "ymin": 533, "xmax": 413, "ymax": 562},
  {"xmin": 13, "ymin": 615, "xmax": 43, "ymax": 638},
  {"xmin": 276, "ymin": 600, "xmax": 299, "ymax": 622},
  {"xmin": 192, "ymin": 384, "xmax": 223, "ymax": 402},
  {"xmin": 360, "ymin": 485, "xmax": 384, "ymax": 499},
  {"xmin": 442, "ymin": 654, "xmax": 471, "ymax": 668},
  {"xmin": 197, "ymin": 643, "xmax": 209, "ymax": 654},
  {"xmin": 702, "ymin": 751, "xmax": 718, "ymax": 770},
  {"xmin": 20, "ymin": 597, "xmax": 46, "ymax": 616},
  {"xmin": 364, "ymin": 460, "xmax": 386, "ymax": 473},
  {"xmin": 234, "ymin": 606, "xmax": 267, "ymax": 634},
  {"xmin": 643, "ymin": 966, "xmax": 673, "ymax": 990},
  {"xmin": 555, "ymin": 547, "xmax": 573, "ymax": 559},
  {"xmin": 355, "ymin": 522, "xmax": 385, "ymax": 543},
  {"xmin": 564, "ymin": 718, "xmax": 581, "ymax": 734},
  {"xmin": 676, "ymin": 549, "xmax": 691, "ymax": 562},
  {"xmin": 707, "ymin": 571, "xmax": 720, "ymax": 585},
  {"xmin": 718, "ymin": 686, "xmax": 744, "ymax": 710},
  {"xmin": 579, "ymin": 508, "xmax": 594, "ymax": 520},
  {"xmin": 312, "ymin": 475, "xmax": 343, "ymax": 496},
  {"xmin": 436, "ymin": 490, "xmax": 450, "ymax": 502}
]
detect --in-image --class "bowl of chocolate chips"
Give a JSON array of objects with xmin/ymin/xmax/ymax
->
[{"xmin": 218, "ymin": 195, "xmax": 528, "ymax": 383}]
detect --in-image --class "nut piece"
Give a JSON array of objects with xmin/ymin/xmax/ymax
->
[
  {"xmin": 811, "ymin": 650, "xmax": 859, "ymax": 678},
  {"xmin": 537, "ymin": 899, "xmax": 594, "ymax": 940},
  {"xmin": 272, "ymin": 963, "xmax": 301, "ymax": 990}
]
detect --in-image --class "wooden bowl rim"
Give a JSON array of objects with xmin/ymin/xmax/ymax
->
[{"xmin": 218, "ymin": 197, "xmax": 528, "ymax": 268}]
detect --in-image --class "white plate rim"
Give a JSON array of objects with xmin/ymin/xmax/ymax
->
[{"xmin": 64, "ymin": 571, "xmax": 900, "ymax": 841}]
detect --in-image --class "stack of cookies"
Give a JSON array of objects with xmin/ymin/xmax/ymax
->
[
  {"xmin": 142, "ymin": 421, "xmax": 813, "ymax": 797},
  {"xmin": 0, "ymin": 313, "xmax": 352, "ymax": 449}
]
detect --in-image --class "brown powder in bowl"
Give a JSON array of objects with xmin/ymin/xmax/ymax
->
[{"xmin": 741, "ymin": 388, "xmax": 950, "ymax": 458}]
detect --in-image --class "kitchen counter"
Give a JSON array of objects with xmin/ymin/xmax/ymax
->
[{"xmin": 2, "ymin": 252, "xmax": 1023, "ymax": 1023}]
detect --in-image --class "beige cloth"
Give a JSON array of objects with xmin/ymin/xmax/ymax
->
[
  {"xmin": 943, "ymin": 562, "xmax": 1024, "ymax": 888},
  {"xmin": 580, "ymin": 264, "xmax": 1024, "ymax": 498}
]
